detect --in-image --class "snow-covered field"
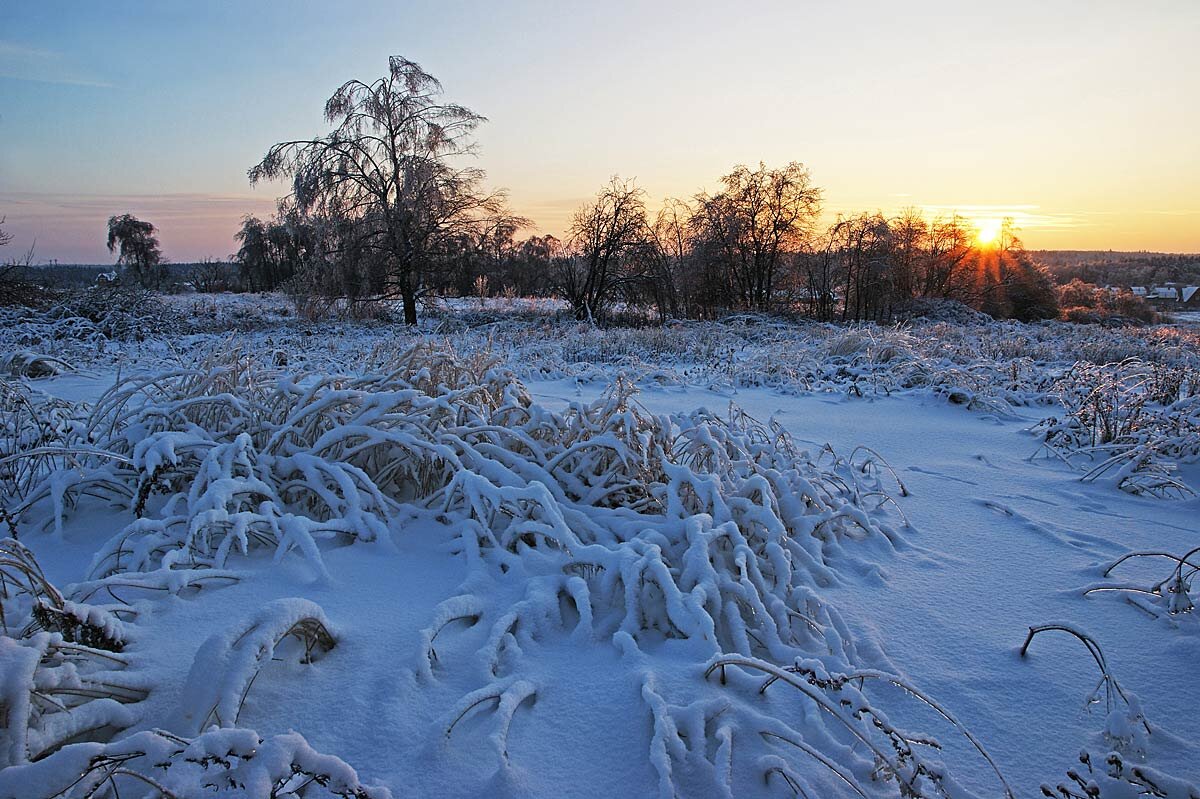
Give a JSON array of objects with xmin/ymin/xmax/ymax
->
[{"xmin": 1, "ymin": 294, "xmax": 1198, "ymax": 798}]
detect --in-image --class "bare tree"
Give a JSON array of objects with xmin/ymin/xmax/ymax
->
[
  {"xmin": 249, "ymin": 56, "xmax": 521, "ymax": 324},
  {"xmin": 503, "ymin": 234, "xmax": 562, "ymax": 297},
  {"xmin": 920, "ymin": 214, "xmax": 976, "ymax": 299},
  {"xmin": 107, "ymin": 214, "xmax": 165, "ymax": 289},
  {"xmin": 887, "ymin": 207, "xmax": 928, "ymax": 301},
  {"xmin": 438, "ymin": 212, "xmax": 526, "ymax": 298},
  {"xmin": 234, "ymin": 206, "xmax": 316, "ymax": 292},
  {"xmin": 553, "ymin": 177, "xmax": 651, "ymax": 322},
  {"xmin": 970, "ymin": 219, "xmax": 1057, "ymax": 320},
  {"xmin": 690, "ymin": 162, "xmax": 822, "ymax": 312},
  {"xmin": 647, "ymin": 198, "xmax": 691, "ymax": 319},
  {"xmin": 831, "ymin": 212, "xmax": 893, "ymax": 322},
  {"xmin": 799, "ymin": 235, "xmax": 840, "ymax": 322},
  {"xmin": 0, "ymin": 217, "xmax": 46, "ymax": 307},
  {"xmin": 234, "ymin": 216, "xmax": 275, "ymax": 292},
  {"xmin": 189, "ymin": 258, "xmax": 235, "ymax": 293}
]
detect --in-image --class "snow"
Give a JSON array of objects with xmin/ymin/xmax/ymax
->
[{"xmin": 0, "ymin": 297, "xmax": 1197, "ymax": 798}]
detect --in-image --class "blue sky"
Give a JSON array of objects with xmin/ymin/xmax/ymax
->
[{"xmin": 2, "ymin": 0, "xmax": 1198, "ymax": 262}]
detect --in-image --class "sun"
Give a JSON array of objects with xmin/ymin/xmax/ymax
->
[{"xmin": 975, "ymin": 218, "xmax": 1002, "ymax": 247}]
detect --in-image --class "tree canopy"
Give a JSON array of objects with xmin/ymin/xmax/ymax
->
[
  {"xmin": 249, "ymin": 55, "xmax": 521, "ymax": 324},
  {"xmin": 106, "ymin": 214, "xmax": 165, "ymax": 288}
]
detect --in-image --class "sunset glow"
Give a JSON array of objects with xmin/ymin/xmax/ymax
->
[
  {"xmin": 1, "ymin": 2, "xmax": 1198, "ymax": 261},
  {"xmin": 975, "ymin": 219, "xmax": 1003, "ymax": 247}
]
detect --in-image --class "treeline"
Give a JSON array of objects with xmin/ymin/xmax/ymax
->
[
  {"xmin": 21, "ymin": 262, "xmax": 232, "ymax": 289},
  {"xmin": 1055, "ymin": 279, "xmax": 1160, "ymax": 324},
  {"xmin": 234, "ymin": 166, "xmax": 1058, "ymax": 323},
  {"xmin": 1037, "ymin": 251, "xmax": 1200, "ymax": 289}
]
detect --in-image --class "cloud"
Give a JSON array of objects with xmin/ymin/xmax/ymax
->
[
  {"xmin": 911, "ymin": 204, "xmax": 1092, "ymax": 232},
  {"xmin": 818, "ymin": 200, "xmax": 1099, "ymax": 234},
  {"xmin": 2, "ymin": 191, "xmax": 277, "ymax": 216},
  {"xmin": 0, "ymin": 39, "xmax": 113, "ymax": 88}
]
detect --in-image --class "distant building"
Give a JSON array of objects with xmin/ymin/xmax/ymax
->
[
  {"xmin": 1093, "ymin": 282, "xmax": 1199, "ymax": 311},
  {"xmin": 1132, "ymin": 283, "xmax": 1200, "ymax": 310}
]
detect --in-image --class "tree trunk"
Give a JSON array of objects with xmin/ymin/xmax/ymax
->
[{"xmin": 402, "ymin": 289, "xmax": 417, "ymax": 325}]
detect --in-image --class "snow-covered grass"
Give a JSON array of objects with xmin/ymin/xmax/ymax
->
[
  {"xmin": 0, "ymin": 296, "xmax": 1198, "ymax": 798},
  {"xmin": 1033, "ymin": 358, "xmax": 1200, "ymax": 498}
]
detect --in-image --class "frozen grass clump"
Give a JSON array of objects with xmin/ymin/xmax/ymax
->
[
  {"xmin": 7, "ymin": 321, "xmax": 1200, "ymax": 795},
  {"xmin": 1020, "ymin": 625, "xmax": 1200, "ymax": 798},
  {"xmin": 0, "ymin": 727, "xmax": 392, "ymax": 799},
  {"xmin": 0, "ymin": 351, "xmax": 74, "ymax": 378},
  {"xmin": 0, "ymin": 534, "xmax": 369, "ymax": 797},
  {"xmin": 1019, "ymin": 624, "xmax": 1149, "ymax": 754},
  {"xmin": 0, "ymin": 633, "xmax": 146, "ymax": 768},
  {"xmin": 7, "ymin": 342, "xmax": 1012, "ymax": 795},
  {"xmin": 179, "ymin": 597, "xmax": 337, "ymax": 733},
  {"xmin": 1083, "ymin": 547, "xmax": 1198, "ymax": 619},
  {"xmin": 432, "ymin": 380, "xmax": 908, "ymax": 657},
  {"xmin": 18, "ymin": 345, "xmax": 507, "ymax": 573},
  {"xmin": 1034, "ymin": 359, "xmax": 1200, "ymax": 497},
  {"xmin": 0, "ymin": 378, "xmax": 83, "ymax": 502},
  {"xmin": 1, "ymin": 537, "xmax": 129, "ymax": 651},
  {"xmin": 1041, "ymin": 750, "xmax": 1200, "ymax": 799},
  {"xmin": 382, "ymin": 357, "xmax": 1022, "ymax": 796},
  {"xmin": 703, "ymin": 655, "xmax": 1013, "ymax": 799},
  {"xmin": 0, "ymin": 541, "xmax": 146, "ymax": 768}
]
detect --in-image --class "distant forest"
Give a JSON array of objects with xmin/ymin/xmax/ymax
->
[
  {"xmin": 34, "ymin": 252, "xmax": 1200, "ymax": 293},
  {"xmin": 1034, "ymin": 251, "xmax": 1200, "ymax": 287},
  {"xmin": 28, "ymin": 262, "xmax": 220, "ymax": 288}
]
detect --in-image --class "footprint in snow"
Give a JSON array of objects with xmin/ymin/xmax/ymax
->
[
  {"xmin": 972, "ymin": 453, "xmax": 999, "ymax": 468},
  {"xmin": 975, "ymin": 498, "xmax": 1120, "ymax": 555},
  {"xmin": 997, "ymin": 492, "xmax": 1060, "ymax": 508},
  {"xmin": 906, "ymin": 465, "xmax": 979, "ymax": 486}
]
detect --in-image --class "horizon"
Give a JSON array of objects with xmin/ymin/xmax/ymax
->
[
  {"xmin": 2, "ymin": 1, "xmax": 1199, "ymax": 262},
  {"xmin": 22, "ymin": 244, "xmax": 1200, "ymax": 270}
]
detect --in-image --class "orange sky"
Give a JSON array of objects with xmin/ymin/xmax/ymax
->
[{"xmin": 2, "ymin": 1, "xmax": 1197, "ymax": 262}]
